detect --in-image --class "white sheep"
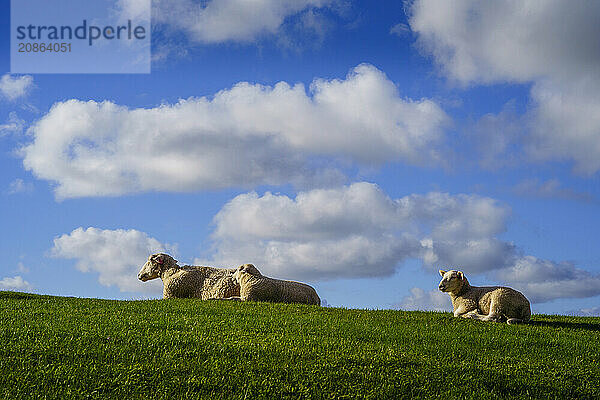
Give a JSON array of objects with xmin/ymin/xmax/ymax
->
[
  {"xmin": 230, "ymin": 264, "xmax": 321, "ymax": 305},
  {"xmin": 137, "ymin": 253, "xmax": 239, "ymax": 299},
  {"xmin": 438, "ymin": 269, "xmax": 531, "ymax": 324}
]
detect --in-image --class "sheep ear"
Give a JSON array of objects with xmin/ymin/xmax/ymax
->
[
  {"xmin": 458, "ymin": 271, "xmax": 464, "ymax": 280},
  {"xmin": 438, "ymin": 270, "xmax": 446, "ymax": 277}
]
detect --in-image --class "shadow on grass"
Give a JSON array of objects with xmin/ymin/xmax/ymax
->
[{"xmin": 529, "ymin": 319, "xmax": 600, "ymax": 332}]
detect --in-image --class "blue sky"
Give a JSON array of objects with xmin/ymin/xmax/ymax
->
[{"xmin": 1, "ymin": 0, "xmax": 600, "ymax": 315}]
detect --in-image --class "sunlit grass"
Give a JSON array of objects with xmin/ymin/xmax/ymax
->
[{"xmin": 1, "ymin": 291, "xmax": 599, "ymax": 399}]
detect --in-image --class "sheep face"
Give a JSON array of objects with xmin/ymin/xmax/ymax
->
[
  {"xmin": 138, "ymin": 253, "xmax": 175, "ymax": 282},
  {"xmin": 233, "ymin": 264, "xmax": 261, "ymax": 282},
  {"xmin": 438, "ymin": 269, "xmax": 465, "ymax": 293}
]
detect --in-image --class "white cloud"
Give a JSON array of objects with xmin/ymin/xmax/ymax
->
[
  {"xmin": 495, "ymin": 256, "xmax": 600, "ymax": 303},
  {"xmin": 51, "ymin": 227, "xmax": 172, "ymax": 293},
  {"xmin": 149, "ymin": 0, "xmax": 335, "ymax": 44},
  {"xmin": 22, "ymin": 64, "xmax": 448, "ymax": 199},
  {"xmin": 408, "ymin": 0, "xmax": 600, "ymax": 85},
  {"xmin": 0, "ymin": 276, "xmax": 32, "ymax": 291},
  {"xmin": 115, "ymin": 0, "xmax": 151, "ymax": 21},
  {"xmin": 396, "ymin": 287, "xmax": 451, "ymax": 311},
  {"xmin": 527, "ymin": 79, "xmax": 600, "ymax": 174},
  {"xmin": 0, "ymin": 112, "xmax": 26, "ymax": 137},
  {"xmin": 7, "ymin": 178, "xmax": 34, "ymax": 194},
  {"xmin": 0, "ymin": 74, "xmax": 33, "ymax": 101},
  {"xmin": 409, "ymin": 0, "xmax": 600, "ymax": 174},
  {"xmin": 202, "ymin": 182, "xmax": 513, "ymax": 280}
]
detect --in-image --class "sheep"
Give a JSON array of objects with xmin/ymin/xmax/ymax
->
[
  {"xmin": 229, "ymin": 264, "xmax": 321, "ymax": 305},
  {"xmin": 137, "ymin": 253, "xmax": 239, "ymax": 299},
  {"xmin": 438, "ymin": 269, "xmax": 531, "ymax": 325}
]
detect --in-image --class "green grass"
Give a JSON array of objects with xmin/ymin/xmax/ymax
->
[{"xmin": 1, "ymin": 291, "xmax": 599, "ymax": 399}]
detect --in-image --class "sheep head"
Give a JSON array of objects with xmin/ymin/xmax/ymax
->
[
  {"xmin": 438, "ymin": 269, "xmax": 466, "ymax": 294},
  {"xmin": 137, "ymin": 253, "xmax": 178, "ymax": 281},
  {"xmin": 233, "ymin": 263, "xmax": 261, "ymax": 282}
]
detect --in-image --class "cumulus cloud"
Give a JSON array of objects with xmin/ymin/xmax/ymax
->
[
  {"xmin": 396, "ymin": 287, "xmax": 451, "ymax": 312},
  {"xmin": 0, "ymin": 74, "xmax": 33, "ymax": 101},
  {"xmin": 51, "ymin": 227, "xmax": 173, "ymax": 293},
  {"xmin": 409, "ymin": 0, "xmax": 600, "ymax": 174},
  {"xmin": 22, "ymin": 64, "xmax": 448, "ymax": 199},
  {"xmin": 0, "ymin": 276, "xmax": 32, "ymax": 291},
  {"xmin": 408, "ymin": 0, "xmax": 600, "ymax": 85},
  {"xmin": 151, "ymin": 0, "xmax": 334, "ymax": 44},
  {"xmin": 202, "ymin": 182, "xmax": 513, "ymax": 280}
]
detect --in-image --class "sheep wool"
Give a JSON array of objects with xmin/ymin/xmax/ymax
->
[
  {"xmin": 138, "ymin": 253, "xmax": 240, "ymax": 300},
  {"xmin": 438, "ymin": 269, "xmax": 531, "ymax": 325},
  {"xmin": 232, "ymin": 264, "xmax": 320, "ymax": 306}
]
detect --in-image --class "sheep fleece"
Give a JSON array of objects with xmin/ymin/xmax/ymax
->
[
  {"xmin": 235, "ymin": 264, "xmax": 320, "ymax": 305},
  {"xmin": 138, "ymin": 253, "xmax": 239, "ymax": 300}
]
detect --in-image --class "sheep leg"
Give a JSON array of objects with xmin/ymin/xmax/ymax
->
[
  {"xmin": 460, "ymin": 310, "xmax": 503, "ymax": 322},
  {"xmin": 453, "ymin": 306, "xmax": 474, "ymax": 318},
  {"xmin": 220, "ymin": 296, "xmax": 243, "ymax": 301},
  {"xmin": 460, "ymin": 310, "xmax": 486, "ymax": 320}
]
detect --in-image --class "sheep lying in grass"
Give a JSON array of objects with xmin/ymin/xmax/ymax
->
[
  {"xmin": 137, "ymin": 253, "xmax": 239, "ymax": 299},
  {"xmin": 438, "ymin": 269, "xmax": 531, "ymax": 325},
  {"xmin": 230, "ymin": 264, "xmax": 320, "ymax": 305}
]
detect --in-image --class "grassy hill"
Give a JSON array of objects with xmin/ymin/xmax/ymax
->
[{"xmin": 1, "ymin": 291, "xmax": 599, "ymax": 399}]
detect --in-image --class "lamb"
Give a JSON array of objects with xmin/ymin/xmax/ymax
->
[
  {"xmin": 137, "ymin": 253, "xmax": 239, "ymax": 299},
  {"xmin": 438, "ymin": 269, "xmax": 531, "ymax": 325},
  {"xmin": 230, "ymin": 264, "xmax": 321, "ymax": 305}
]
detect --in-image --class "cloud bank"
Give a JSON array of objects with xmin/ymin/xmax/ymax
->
[
  {"xmin": 23, "ymin": 64, "xmax": 448, "ymax": 199},
  {"xmin": 409, "ymin": 0, "xmax": 600, "ymax": 174},
  {"xmin": 203, "ymin": 182, "xmax": 512, "ymax": 280}
]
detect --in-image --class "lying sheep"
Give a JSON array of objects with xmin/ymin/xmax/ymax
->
[
  {"xmin": 438, "ymin": 269, "xmax": 531, "ymax": 325},
  {"xmin": 137, "ymin": 253, "xmax": 239, "ymax": 299},
  {"xmin": 230, "ymin": 264, "xmax": 320, "ymax": 305}
]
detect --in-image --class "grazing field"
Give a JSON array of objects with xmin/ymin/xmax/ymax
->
[{"xmin": 1, "ymin": 291, "xmax": 599, "ymax": 399}]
